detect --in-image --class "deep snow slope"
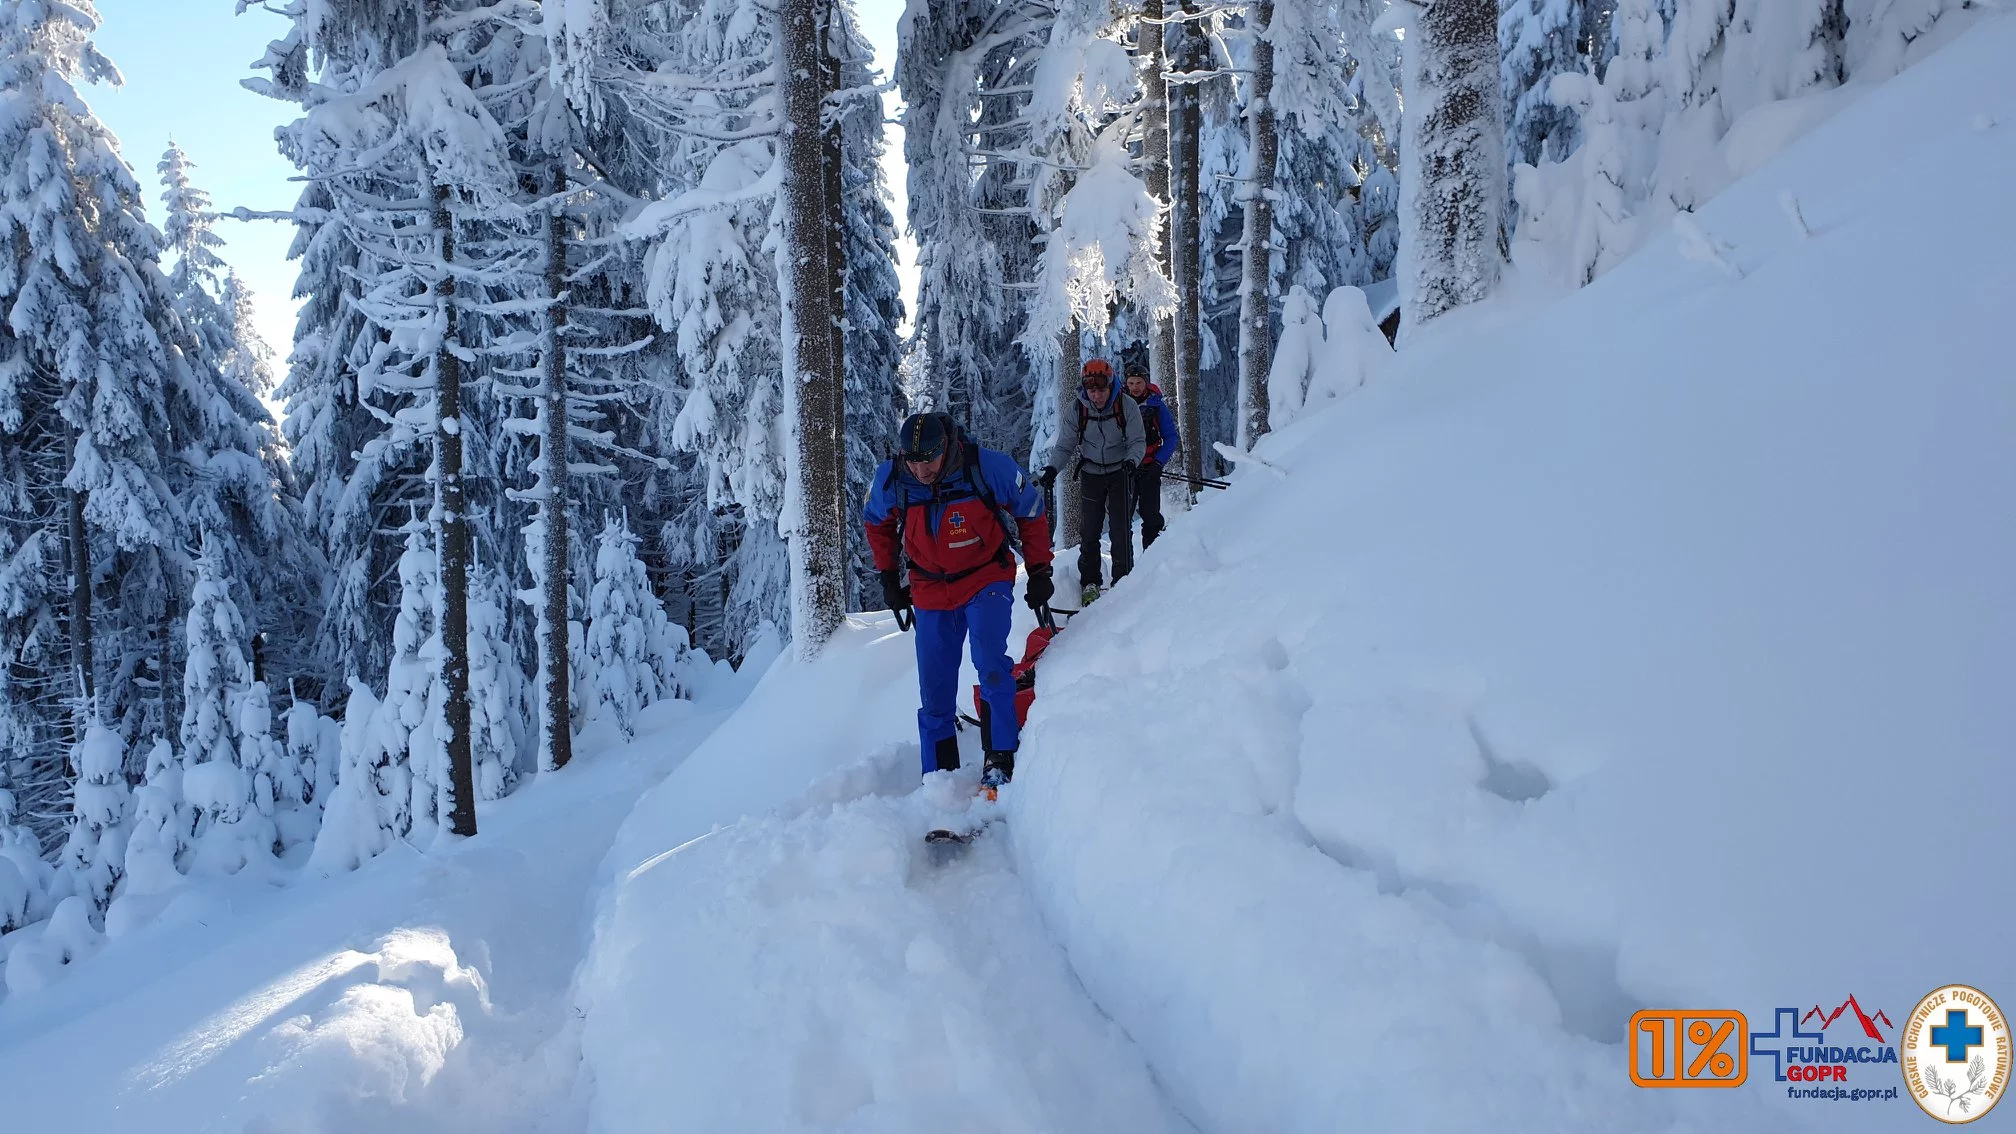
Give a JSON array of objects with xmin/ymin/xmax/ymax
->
[
  {"xmin": 0, "ymin": 697, "xmax": 731, "ymax": 1133},
  {"xmin": 1007, "ymin": 15, "xmax": 2016, "ymax": 1134}
]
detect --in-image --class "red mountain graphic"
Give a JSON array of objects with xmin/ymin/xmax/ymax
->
[{"xmin": 1802, "ymin": 996, "xmax": 1892, "ymax": 1042}]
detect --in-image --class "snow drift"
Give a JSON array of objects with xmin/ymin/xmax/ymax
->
[{"xmin": 1010, "ymin": 14, "xmax": 2016, "ymax": 1133}]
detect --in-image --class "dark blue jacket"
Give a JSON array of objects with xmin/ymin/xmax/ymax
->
[{"xmin": 1136, "ymin": 384, "xmax": 1179, "ymax": 466}]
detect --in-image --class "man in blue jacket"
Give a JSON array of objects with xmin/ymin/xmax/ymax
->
[
  {"xmin": 1123, "ymin": 360, "xmax": 1179, "ymax": 548},
  {"xmin": 864, "ymin": 413, "xmax": 1055, "ymax": 788}
]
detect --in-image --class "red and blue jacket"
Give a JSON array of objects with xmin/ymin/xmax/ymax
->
[
  {"xmin": 1137, "ymin": 384, "xmax": 1179, "ymax": 466},
  {"xmin": 863, "ymin": 443, "xmax": 1054, "ymax": 611}
]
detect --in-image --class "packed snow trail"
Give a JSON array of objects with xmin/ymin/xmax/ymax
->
[
  {"xmin": 577, "ymin": 615, "xmax": 1188, "ymax": 1133},
  {"xmin": 0, "ymin": 696, "xmax": 738, "ymax": 1134}
]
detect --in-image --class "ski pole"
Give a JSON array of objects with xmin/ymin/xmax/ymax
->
[{"xmin": 1163, "ymin": 469, "xmax": 1230, "ymax": 490}]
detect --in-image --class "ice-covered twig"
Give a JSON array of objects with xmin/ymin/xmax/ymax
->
[
  {"xmin": 1673, "ymin": 212, "xmax": 1744, "ymax": 280},
  {"xmin": 1778, "ymin": 191, "xmax": 1812, "ymax": 240},
  {"xmin": 1212, "ymin": 441, "xmax": 1287, "ymax": 480}
]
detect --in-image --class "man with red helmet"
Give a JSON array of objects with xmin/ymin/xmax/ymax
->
[{"xmin": 1040, "ymin": 358, "xmax": 1144, "ymax": 604}]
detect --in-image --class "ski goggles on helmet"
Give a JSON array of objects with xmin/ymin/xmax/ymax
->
[{"xmin": 1081, "ymin": 359, "xmax": 1113, "ymax": 390}]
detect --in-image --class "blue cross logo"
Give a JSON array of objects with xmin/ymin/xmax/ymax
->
[
  {"xmin": 1751, "ymin": 1007, "xmax": 1825, "ymax": 1081},
  {"xmin": 1930, "ymin": 1009, "xmax": 1984, "ymax": 1063}
]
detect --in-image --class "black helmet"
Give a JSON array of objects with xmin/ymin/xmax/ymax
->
[
  {"xmin": 896, "ymin": 413, "xmax": 952, "ymax": 463},
  {"xmin": 1123, "ymin": 358, "xmax": 1149, "ymax": 380}
]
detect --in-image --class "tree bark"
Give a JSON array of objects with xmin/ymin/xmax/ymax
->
[
  {"xmin": 1237, "ymin": 0, "xmax": 1278, "ymax": 448},
  {"xmin": 1398, "ymin": 0, "xmax": 1505, "ymax": 338},
  {"xmin": 780, "ymin": 0, "xmax": 848, "ymax": 659},
  {"xmin": 432, "ymin": 180, "xmax": 478, "ymax": 838},
  {"xmin": 1138, "ymin": 0, "xmax": 1177, "ymax": 403},
  {"xmin": 1055, "ymin": 324, "xmax": 1082, "ymax": 550},
  {"xmin": 65, "ymin": 430, "xmax": 92, "ymax": 716},
  {"xmin": 540, "ymin": 163, "xmax": 574, "ymax": 773},
  {"xmin": 820, "ymin": 3, "xmax": 851, "ymax": 603},
  {"xmin": 1172, "ymin": 0, "xmax": 1208, "ymax": 500}
]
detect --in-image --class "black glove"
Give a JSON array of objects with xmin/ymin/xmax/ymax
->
[
  {"xmin": 1039, "ymin": 465, "xmax": 1058, "ymax": 491},
  {"xmin": 1122, "ymin": 459, "xmax": 1139, "ymax": 475},
  {"xmin": 1024, "ymin": 564, "xmax": 1054, "ymax": 610},
  {"xmin": 1141, "ymin": 459, "xmax": 1160, "ymax": 474},
  {"xmin": 879, "ymin": 568, "xmax": 911, "ymax": 613}
]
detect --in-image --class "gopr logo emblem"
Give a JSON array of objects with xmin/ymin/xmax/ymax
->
[{"xmin": 1902, "ymin": 985, "xmax": 2009, "ymax": 1124}]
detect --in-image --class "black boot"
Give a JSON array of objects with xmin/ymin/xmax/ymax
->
[
  {"xmin": 932, "ymin": 735, "xmax": 961, "ymax": 774},
  {"xmin": 981, "ymin": 749, "xmax": 1014, "ymax": 787}
]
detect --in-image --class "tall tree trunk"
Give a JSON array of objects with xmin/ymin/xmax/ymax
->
[
  {"xmin": 65, "ymin": 429, "xmax": 92, "ymax": 718},
  {"xmin": 1237, "ymin": 0, "xmax": 1279, "ymax": 448},
  {"xmin": 820, "ymin": 5, "xmax": 852, "ymax": 607},
  {"xmin": 1172, "ymin": 0, "xmax": 1208, "ymax": 499},
  {"xmin": 1398, "ymin": 0, "xmax": 1505, "ymax": 338},
  {"xmin": 432, "ymin": 180, "xmax": 478, "ymax": 838},
  {"xmin": 1139, "ymin": 0, "xmax": 1177, "ymax": 401},
  {"xmin": 1056, "ymin": 324, "xmax": 1082, "ymax": 550},
  {"xmin": 540, "ymin": 163, "xmax": 574, "ymax": 773},
  {"xmin": 780, "ymin": 0, "xmax": 847, "ymax": 659}
]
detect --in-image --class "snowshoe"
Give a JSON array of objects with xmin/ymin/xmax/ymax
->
[
  {"xmin": 925, "ymin": 763, "xmax": 1008, "ymax": 849},
  {"xmin": 978, "ymin": 763, "xmax": 1010, "ymax": 804}
]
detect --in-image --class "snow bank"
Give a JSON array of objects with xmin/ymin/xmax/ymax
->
[{"xmin": 1011, "ymin": 16, "xmax": 2015, "ymax": 1134}]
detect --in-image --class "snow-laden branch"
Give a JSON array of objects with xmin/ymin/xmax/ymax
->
[
  {"xmin": 1019, "ymin": 125, "xmax": 1177, "ymax": 358},
  {"xmin": 623, "ymin": 144, "xmax": 783, "ymax": 239}
]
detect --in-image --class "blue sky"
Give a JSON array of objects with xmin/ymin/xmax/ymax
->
[
  {"xmin": 89, "ymin": 1, "xmax": 307, "ymax": 362},
  {"xmin": 83, "ymin": 0, "xmax": 916, "ymax": 382}
]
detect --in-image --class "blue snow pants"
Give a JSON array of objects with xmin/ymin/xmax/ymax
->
[{"xmin": 914, "ymin": 580, "xmax": 1018, "ymax": 775}]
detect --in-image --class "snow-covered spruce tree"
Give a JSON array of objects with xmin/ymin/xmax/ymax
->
[
  {"xmin": 1721, "ymin": 0, "xmax": 1843, "ymax": 122},
  {"xmin": 1508, "ymin": 0, "xmax": 1661, "ymax": 286},
  {"xmin": 152, "ymin": 144, "xmax": 321, "ymax": 747},
  {"xmin": 58, "ymin": 723, "xmax": 129, "ymax": 910},
  {"xmin": 835, "ymin": 10, "xmax": 908, "ymax": 611},
  {"xmin": 1022, "ymin": 126, "xmax": 1178, "ymax": 387},
  {"xmin": 1397, "ymin": 0, "xmax": 1505, "ymax": 337},
  {"xmin": 584, "ymin": 514, "xmax": 664, "ymax": 738},
  {"xmin": 899, "ymin": 0, "xmax": 1056, "ymax": 454},
  {"xmin": 306, "ymin": 679, "xmax": 402, "ymax": 874},
  {"xmin": 284, "ymin": 31, "xmax": 520, "ymax": 838},
  {"xmin": 180, "ymin": 534, "xmax": 274, "ymax": 877},
  {"xmin": 618, "ymin": 0, "xmax": 874, "ymax": 658},
  {"xmin": 158, "ymin": 143, "xmax": 232, "ymax": 357},
  {"xmin": 0, "ymin": 0, "xmax": 201, "ymax": 867},
  {"xmin": 0, "ymin": 778, "xmax": 56, "ymax": 932},
  {"xmin": 382, "ymin": 524, "xmax": 445, "ymax": 846},
  {"xmin": 118, "ymin": 737, "xmax": 185, "ymax": 901},
  {"xmin": 1844, "ymin": 0, "xmax": 1983, "ymax": 80},
  {"xmin": 217, "ymin": 272, "xmax": 278, "ymax": 398},
  {"xmin": 1500, "ymin": 0, "xmax": 1589, "ymax": 171},
  {"xmin": 616, "ymin": 0, "xmax": 791, "ymax": 659},
  {"xmin": 246, "ymin": 3, "xmax": 468, "ymax": 700},
  {"xmin": 237, "ymin": 679, "xmax": 305, "ymax": 853},
  {"xmin": 466, "ymin": 561, "xmax": 521, "ymax": 799},
  {"xmin": 283, "ymin": 694, "xmax": 340, "ymax": 827}
]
